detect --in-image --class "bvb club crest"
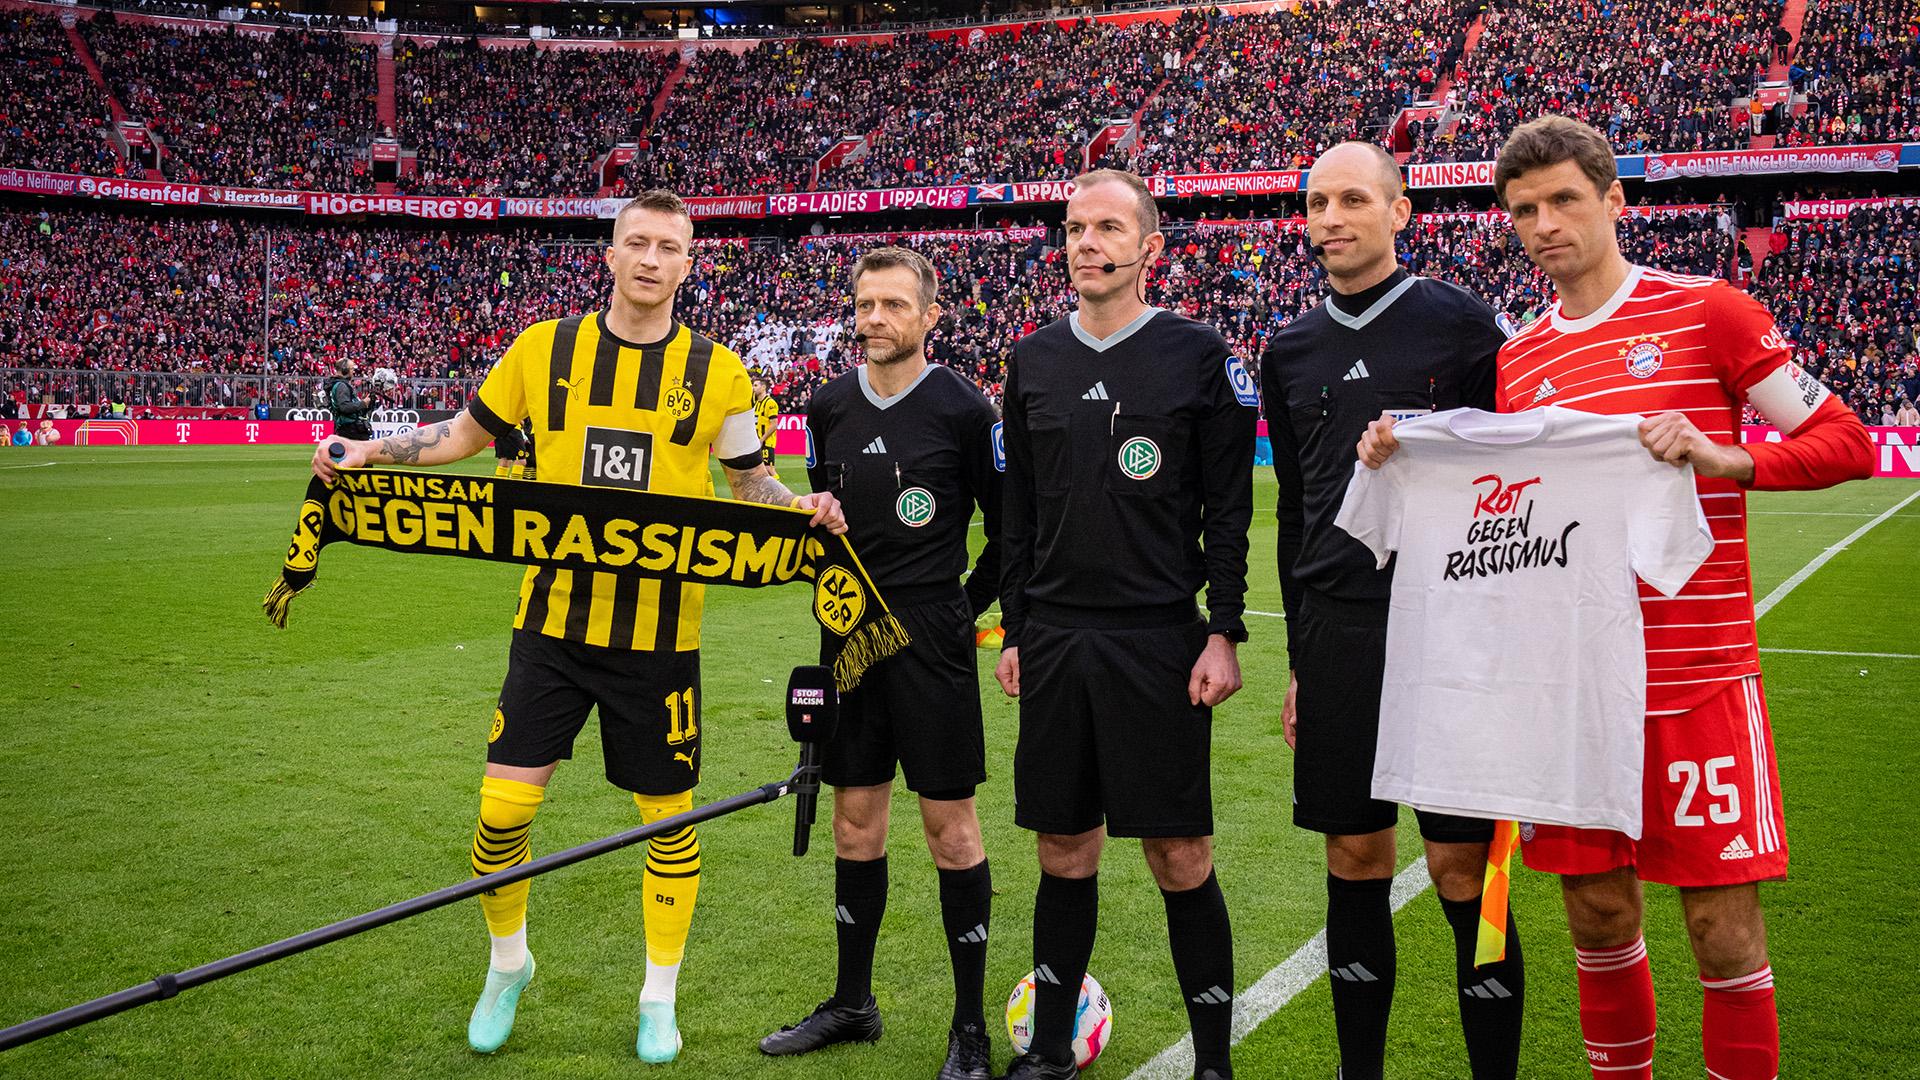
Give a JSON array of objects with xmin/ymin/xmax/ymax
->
[
  {"xmin": 663, "ymin": 385, "xmax": 697, "ymax": 420},
  {"xmin": 489, "ymin": 708, "xmax": 506, "ymax": 743},
  {"xmin": 1117, "ymin": 436, "xmax": 1161, "ymax": 480},
  {"xmin": 286, "ymin": 500, "xmax": 325, "ymax": 572},
  {"xmin": 895, "ymin": 487, "xmax": 935, "ymax": 527},
  {"xmin": 814, "ymin": 564, "xmax": 867, "ymax": 636},
  {"xmin": 1620, "ymin": 334, "xmax": 1668, "ymax": 379}
]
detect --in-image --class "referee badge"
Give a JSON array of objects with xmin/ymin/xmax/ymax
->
[
  {"xmin": 991, "ymin": 420, "xmax": 1006, "ymax": 472},
  {"xmin": 1620, "ymin": 335, "xmax": 1668, "ymax": 379},
  {"xmin": 1117, "ymin": 436, "xmax": 1161, "ymax": 480},
  {"xmin": 1226, "ymin": 358, "xmax": 1260, "ymax": 407},
  {"xmin": 896, "ymin": 487, "xmax": 936, "ymax": 527},
  {"xmin": 804, "ymin": 427, "xmax": 818, "ymax": 469}
]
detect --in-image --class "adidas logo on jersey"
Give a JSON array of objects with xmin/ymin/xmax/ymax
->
[
  {"xmin": 1081, "ymin": 381, "xmax": 1111, "ymax": 400},
  {"xmin": 1720, "ymin": 834, "xmax": 1756, "ymax": 860},
  {"xmin": 863, "ymin": 437, "xmax": 888, "ymax": 454},
  {"xmin": 1342, "ymin": 360, "xmax": 1371, "ymax": 381},
  {"xmin": 1531, "ymin": 377, "xmax": 1560, "ymax": 403},
  {"xmin": 955, "ymin": 923, "xmax": 988, "ymax": 945},
  {"xmin": 1189, "ymin": 985, "xmax": 1231, "ymax": 1006}
]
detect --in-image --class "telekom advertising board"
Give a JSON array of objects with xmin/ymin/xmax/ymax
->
[{"xmin": 1742, "ymin": 426, "xmax": 1920, "ymax": 478}]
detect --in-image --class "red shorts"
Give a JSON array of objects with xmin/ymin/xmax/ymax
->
[{"xmin": 1521, "ymin": 675, "xmax": 1787, "ymax": 888}]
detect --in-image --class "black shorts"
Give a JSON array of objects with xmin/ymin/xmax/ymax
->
[
  {"xmin": 760, "ymin": 444, "xmax": 777, "ymax": 468},
  {"xmin": 1014, "ymin": 615, "xmax": 1213, "ymax": 839},
  {"xmin": 1291, "ymin": 592, "xmax": 1494, "ymax": 843},
  {"xmin": 490, "ymin": 627, "xmax": 702, "ymax": 795},
  {"xmin": 820, "ymin": 591, "xmax": 986, "ymax": 794}
]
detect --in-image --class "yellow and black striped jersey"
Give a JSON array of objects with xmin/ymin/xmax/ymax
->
[
  {"xmin": 754, "ymin": 395, "xmax": 780, "ymax": 448},
  {"xmin": 470, "ymin": 311, "xmax": 754, "ymax": 652}
]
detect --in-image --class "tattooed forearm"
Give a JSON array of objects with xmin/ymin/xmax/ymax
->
[
  {"xmin": 377, "ymin": 421, "xmax": 450, "ymax": 465},
  {"xmin": 727, "ymin": 468, "xmax": 797, "ymax": 506}
]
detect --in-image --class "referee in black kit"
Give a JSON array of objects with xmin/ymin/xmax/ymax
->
[
  {"xmin": 760, "ymin": 247, "xmax": 1004, "ymax": 1080},
  {"xmin": 1261, "ymin": 141, "xmax": 1524, "ymax": 1080},
  {"xmin": 996, "ymin": 170, "xmax": 1255, "ymax": 1080}
]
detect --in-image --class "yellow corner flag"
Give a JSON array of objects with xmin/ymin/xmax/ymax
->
[{"xmin": 1475, "ymin": 819, "xmax": 1520, "ymax": 967}]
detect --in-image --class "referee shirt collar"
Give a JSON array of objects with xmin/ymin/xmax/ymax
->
[
  {"xmin": 1324, "ymin": 269, "xmax": 1416, "ymax": 330},
  {"xmin": 857, "ymin": 362, "xmax": 938, "ymax": 410},
  {"xmin": 1069, "ymin": 306, "xmax": 1164, "ymax": 353}
]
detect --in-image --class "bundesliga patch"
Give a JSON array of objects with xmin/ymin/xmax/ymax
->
[
  {"xmin": 895, "ymin": 486, "xmax": 935, "ymax": 527},
  {"xmin": 1495, "ymin": 312, "xmax": 1519, "ymax": 338},
  {"xmin": 1226, "ymin": 358, "xmax": 1260, "ymax": 407},
  {"xmin": 991, "ymin": 420, "xmax": 1006, "ymax": 472},
  {"xmin": 804, "ymin": 427, "xmax": 818, "ymax": 469},
  {"xmin": 1117, "ymin": 436, "xmax": 1161, "ymax": 480},
  {"xmin": 1620, "ymin": 334, "xmax": 1668, "ymax": 379}
]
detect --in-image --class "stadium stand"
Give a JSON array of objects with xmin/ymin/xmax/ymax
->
[
  {"xmin": 81, "ymin": 16, "xmax": 379, "ymax": 191},
  {"xmin": 0, "ymin": 10, "xmax": 117, "ymax": 177},
  {"xmin": 1778, "ymin": 0, "xmax": 1920, "ymax": 147}
]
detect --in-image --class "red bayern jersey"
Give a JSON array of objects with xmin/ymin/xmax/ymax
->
[{"xmin": 1493, "ymin": 264, "xmax": 1872, "ymax": 714}]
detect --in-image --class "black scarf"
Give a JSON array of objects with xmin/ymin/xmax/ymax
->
[{"xmin": 265, "ymin": 469, "xmax": 908, "ymax": 689}]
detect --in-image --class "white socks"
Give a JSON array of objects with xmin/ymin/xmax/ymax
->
[
  {"xmin": 640, "ymin": 959, "xmax": 681, "ymax": 1004},
  {"xmin": 489, "ymin": 924, "xmax": 528, "ymax": 973}
]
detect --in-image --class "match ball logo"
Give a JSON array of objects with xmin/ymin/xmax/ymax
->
[
  {"xmin": 1620, "ymin": 335, "xmax": 1668, "ymax": 379},
  {"xmin": 1117, "ymin": 437, "xmax": 1161, "ymax": 480},
  {"xmin": 663, "ymin": 385, "xmax": 697, "ymax": 420},
  {"xmin": 489, "ymin": 708, "xmax": 505, "ymax": 744},
  {"xmin": 896, "ymin": 487, "xmax": 935, "ymax": 527},
  {"xmin": 814, "ymin": 564, "xmax": 867, "ymax": 636}
]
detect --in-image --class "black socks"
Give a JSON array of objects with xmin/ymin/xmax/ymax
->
[
  {"xmin": 1439, "ymin": 892, "xmax": 1525, "ymax": 1080},
  {"xmin": 1325, "ymin": 873, "xmax": 1396, "ymax": 1080},
  {"xmin": 938, "ymin": 859, "xmax": 993, "ymax": 1030},
  {"xmin": 1163, "ymin": 869, "xmax": 1235, "ymax": 1077},
  {"xmin": 832, "ymin": 855, "xmax": 888, "ymax": 1006},
  {"xmin": 1030, "ymin": 871, "xmax": 1099, "ymax": 1066}
]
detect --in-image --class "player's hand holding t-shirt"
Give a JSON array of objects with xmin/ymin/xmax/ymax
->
[{"xmin": 1335, "ymin": 406, "xmax": 1715, "ymax": 837}]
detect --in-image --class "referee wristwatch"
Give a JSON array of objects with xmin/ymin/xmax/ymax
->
[{"xmin": 1217, "ymin": 627, "xmax": 1249, "ymax": 643}]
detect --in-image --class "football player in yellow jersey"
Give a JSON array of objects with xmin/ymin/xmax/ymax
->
[
  {"xmin": 311, "ymin": 189, "xmax": 846, "ymax": 1063},
  {"xmin": 751, "ymin": 375, "xmax": 781, "ymax": 480}
]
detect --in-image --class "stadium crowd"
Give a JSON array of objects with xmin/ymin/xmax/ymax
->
[
  {"xmin": 5, "ymin": 0, "xmax": 1916, "ymax": 198},
  {"xmin": 1115, "ymin": 0, "xmax": 1473, "ymax": 175},
  {"xmin": 397, "ymin": 38, "xmax": 677, "ymax": 197},
  {"xmin": 9, "ymin": 198, "xmax": 1910, "ymax": 424},
  {"xmin": 80, "ymin": 16, "xmax": 377, "ymax": 191},
  {"xmin": 1409, "ymin": 0, "xmax": 1777, "ymax": 164},
  {"xmin": 0, "ymin": 11, "xmax": 118, "ymax": 178},
  {"xmin": 1777, "ymin": 0, "xmax": 1920, "ymax": 147}
]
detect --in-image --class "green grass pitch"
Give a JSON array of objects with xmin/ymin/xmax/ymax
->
[{"xmin": 0, "ymin": 447, "xmax": 1914, "ymax": 1079}]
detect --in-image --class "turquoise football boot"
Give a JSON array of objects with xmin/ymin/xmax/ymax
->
[
  {"xmin": 467, "ymin": 954, "xmax": 535, "ymax": 1053},
  {"xmin": 636, "ymin": 999, "xmax": 683, "ymax": 1063}
]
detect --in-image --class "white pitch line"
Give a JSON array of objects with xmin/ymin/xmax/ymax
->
[
  {"xmin": 0, "ymin": 461, "xmax": 58, "ymax": 469},
  {"xmin": 1245, "ymin": 609, "xmax": 1286, "ymax": 619},
  {"xmin": 1754, "ymin": 488, "xmax": 1920, "ymax": 620},
  {"xmin": 1761, "ymin": 648, "xmax": 1920, "ymax": 659},
  {"xmin": 1126, "ymin": 859, "xmax": 1432, "ymax": 1080},
  {"xmin": 1129, "ymin": 489, "xmax": 1920, "ymax": 1077}
]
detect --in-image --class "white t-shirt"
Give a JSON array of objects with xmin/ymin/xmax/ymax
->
[{"xmin": 1335, "ymin": 407, "xmax": 1715, "ymax": 837}]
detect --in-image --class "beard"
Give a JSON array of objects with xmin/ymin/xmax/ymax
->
[{"xmin": 863, "ymin": 335, "xmax": 922, "ymax": 367}]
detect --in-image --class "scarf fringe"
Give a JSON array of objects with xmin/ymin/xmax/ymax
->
[
  {"xmin": 831, "ymin": 613, "xmax": 912, "ymax": 691},
  {"xmin": 262, "ymin": 578, "xmax": 304, "ymax": 629}
]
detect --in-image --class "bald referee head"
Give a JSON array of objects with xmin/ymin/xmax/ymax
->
[{"xmin": 1304, "ymin": 142, "xmax": 1413, "ymax": 295}]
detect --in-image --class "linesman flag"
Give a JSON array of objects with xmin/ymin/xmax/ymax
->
[
  {"xmin": 265, "ymin": 468, "xmax": 908, "ymax": 690},
  {"xmin": 1475, "ymin": 819, "xmax": 1521, "ymax": 967}
]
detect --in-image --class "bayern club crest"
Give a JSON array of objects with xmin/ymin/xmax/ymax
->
[{"xmin": 1619, "ymin": 334, "xmax": 1669, "ymax": 379}]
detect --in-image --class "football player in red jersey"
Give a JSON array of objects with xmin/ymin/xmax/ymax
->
[{"xmin": 1361, "ymin": 116, "xmax": 1872, "ymax": 1080}]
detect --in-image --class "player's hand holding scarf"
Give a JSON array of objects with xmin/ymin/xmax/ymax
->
[{"xmin": 264, "ymin": 468, "xmax": 907, "ymax": 689}]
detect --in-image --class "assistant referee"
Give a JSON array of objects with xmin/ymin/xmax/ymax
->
[
  {"xmin": 996, "ymin": 170, "xmax": 1255, "ymax": 1080},
  {"xmin": 759, "ymin": 246, "xmax": 1003, "ymax": 1080},
  {"xmin": 1261, "ymin": 142, "xmax": 1522, "ymax": 1080}
]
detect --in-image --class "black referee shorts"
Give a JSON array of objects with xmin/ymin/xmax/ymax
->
[
  {"xmin": 1291, "ymin": 591, "xmax": 1493, "ymax": 843},
  {"xmin": 820, "ymin": 590, "xmax": 986, "ymax": 795},
  {"xmin": 1014, "ymin": 614, "xmax": 1213, "ymax": 839},
  {"xmin": 490, "ymin": 627, "xmax": 702, "ymax": 796}
]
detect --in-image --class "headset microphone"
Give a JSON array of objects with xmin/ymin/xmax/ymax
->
[
  {"xmin": 853, "ymin": 333, "xmax": 869, "ymax": 343},
  {"xmin": 1100, "ymin": 255, "xmax": 1147, "ymax": 274},
  {"xmin": 1309, "ymin": 244, "xmax": 1328, "ymax": 259}
]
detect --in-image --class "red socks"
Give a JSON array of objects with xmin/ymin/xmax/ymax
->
[
  {"xmin": 1701, "ymin": 966, "xmax": 1779, "ymax": 1080},
  {"xmin": 1573, "ymin": 937, "xmax": 1656, "ymax": 1079}
]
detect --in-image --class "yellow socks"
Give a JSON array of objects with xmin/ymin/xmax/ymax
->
[
  {"xmin": 635, "ymin": 790, "xmax": 700, "ymax": 1001},
  {"xmin": 472, "ymin": 776, "xmax": 546, "ymax": 966}
]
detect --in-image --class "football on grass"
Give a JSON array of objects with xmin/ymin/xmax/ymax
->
[{"xmin": 1006, "ymin": 970, "xmax": 1111, "ymax": 1068}]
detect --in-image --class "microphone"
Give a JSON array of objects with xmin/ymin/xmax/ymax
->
[
  {"xmin": 785, "ymin": 665, "xmax": 839, "ymax": 857},
  {"xmin": 1100, "ymin": 254, "xmax": 1148, "ymax": 273},
  {"xmin": 1309, "ymin": 244, "xmax": 1328, "ymax": 260},
  {"xmin": 853, "ymin": 333, "xmax": 869, "ymax": 343}
]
